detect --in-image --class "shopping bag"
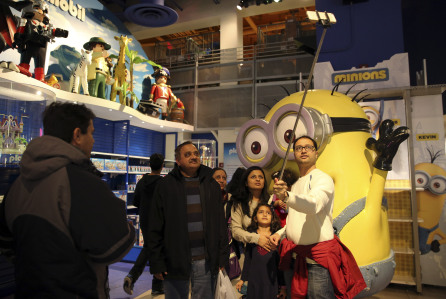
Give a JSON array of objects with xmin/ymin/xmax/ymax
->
[{"xmin": 215, "ymin": 269, "xmax": 238, "ymax": 299}]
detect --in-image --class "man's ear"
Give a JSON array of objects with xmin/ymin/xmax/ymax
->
[{"xmin": 71, "ymin": 128, "xmax": 82, "ymax": 147}]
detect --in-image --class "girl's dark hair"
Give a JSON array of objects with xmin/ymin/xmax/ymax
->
[
  {"xmin": 231, "ymin": 166, "xmax": 269, "ymax": 217},
  {"xmin": 226, "ymin": 167, "xmax": 246, "ymax": 194},
  {"xmin": 247, "ymin": 203, "xmax": 281, "ymax": 234}
]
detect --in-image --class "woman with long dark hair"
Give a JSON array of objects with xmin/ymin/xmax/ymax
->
[{"xmin": 230, "ymin": 166, "xmax": 274, "ymax": 251}]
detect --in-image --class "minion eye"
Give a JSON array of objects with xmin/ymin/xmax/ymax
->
[
  {"xmin": 244, "ymin": 128, "xmax": 268, "ymax": 161},
  {"xmin": 415, "ymin": 171, "xmax": 429, "ymax": 189},
  {"xmin": 274, "ymin": 113, "xmax": 308, "ymax": 154},
  {"xmin": 362, "ymin": 106, "xmax": 380, "ymax": 127},
  {"xmin": 429, "ymin": 176, "xmax": 446, "ymax": 195},
  {"xmin": 236, "ymin": 119, "xmax": 274, "ymax": 168}
]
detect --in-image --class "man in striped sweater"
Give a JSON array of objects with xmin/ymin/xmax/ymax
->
[{"xmin": 147, "ymin": 141, "xmax": 229, "ymax": 299}]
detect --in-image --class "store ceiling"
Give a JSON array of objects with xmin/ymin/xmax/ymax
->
[{"xmin": 98, "ymin": 0, "xmax": 315, "ymax": 47}]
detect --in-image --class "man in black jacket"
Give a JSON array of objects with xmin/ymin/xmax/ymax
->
[
  {"xmin": 0, "ymin": 102, "xmax": 135, "ymax": 298},
  {"xmin": 123, "ymin": 153, "xmax": 165, "ymax": 295},
  {"xmin": 148, "ymin": 141, "xmax": 229, "ymax": 299}
]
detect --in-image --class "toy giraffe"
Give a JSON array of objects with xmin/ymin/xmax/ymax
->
[{"xmin": 110, "ymin": 35, "xmax": 132, "ymax": 105}]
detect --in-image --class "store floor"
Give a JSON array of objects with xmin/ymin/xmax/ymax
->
[{"xmin": 109, "ymin": 262, "xmax": 446, "ymax": 299}]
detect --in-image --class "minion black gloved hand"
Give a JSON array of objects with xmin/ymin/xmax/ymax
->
[{"xmin": 366, "ymin": 119, "xmax": 410, "ymax": 171}]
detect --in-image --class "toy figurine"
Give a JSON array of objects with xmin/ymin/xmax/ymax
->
[
  {"xmin": 13, "ymin": 0, "xmax": 68, "ymax": 82},
  {"xmin": 69, "ymin": 49, "xmax": 92, "ymax": 95},
  {"xmin": 148, "ymin": 67, "xmax": 184, "ymax": 120},
  {"xmin": 83, "ymin": 37, "xmax": 112, "ymax": 99},
  {"xmin": 110, "ymin": 35, "xmax": 132, "ymax": 105}
]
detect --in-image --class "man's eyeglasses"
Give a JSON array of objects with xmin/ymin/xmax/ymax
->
[{"xmin": 295, "ymin": 145, "xmax": 315, "ymax": 152}]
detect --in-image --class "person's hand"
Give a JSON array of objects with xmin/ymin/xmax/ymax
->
[
  {"xmin": 270, "ymin": 233, "xmax": 280, "ymax": 246},
  {"xmin": 154, "ymin": 272, "xmax": 167, "ymax": 280},
  {"xmin": 258, "ymin": 234, "xmax": 273, "ymax": 252},
  {"xmin": 278, "ymin": 287, "xmax": 287, "ymax": 298},
  {"xmin": 275, "ymin": 199, "xmax": 287, "ymax": 210},
  {"xmin": 235, "ymin": 280, "xmax": 244, "ymax": 291},
  {"xmin": 273, "ymin": 178, "xmax": 288, "ymax": 201}
]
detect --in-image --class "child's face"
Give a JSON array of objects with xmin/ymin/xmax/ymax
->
[{"xmin": 255, "ymin": 205, "xmax": 272, "ymax": 227}]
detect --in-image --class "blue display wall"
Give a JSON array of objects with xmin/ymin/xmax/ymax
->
[{"xmin": 93, "ymin": 118, "xmax": 165, "ymax": 156}]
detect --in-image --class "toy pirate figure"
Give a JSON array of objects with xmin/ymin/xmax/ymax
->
[
  {"xmin": 149, "ymin": 67, "xmax": 183, "ymax": 120},
  {"xmin": 13, "ymin": 0, "xmax": 68, "ymax": 82},
  {"xmin": 83, "ymin": 37, "xmax": 112, "ymax": 99}
]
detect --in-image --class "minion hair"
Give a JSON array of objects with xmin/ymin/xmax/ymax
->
[
  {"xmin": 351, "ymin": 89, "xmax": 368, "ymax": 102},
  {"xmin": 280, "ymin": 85, "xmax": 290, "ymax": 96},
  {"xmin": 344, "ymin": 83, "xmax": 357, "ymax": 95},
  {"xmin": 357, "ymin": 94, "xmax": 371, "ymax": 102},
  {"xmin": 427, "ymin": 146, "xmax": 442, "ymax": 163},
  {"xmin": 331, "ymin": 77, "xmax": 345, "ymax": 95}
]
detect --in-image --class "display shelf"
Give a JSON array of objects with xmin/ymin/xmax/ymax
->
[
  {"xmin": 91, "ymin": 151, "xmax": 127, "ymax": 158},
  {"xmin": 0, "ymin": 69, "xmax": 194, "ymax": 133},
  {"xmin": 128, "ymin": 171, "xmax": 146, "ymax": 174},
  {"xmin": 391, "ymin": 275, "xmax": 417, "ymax": 286},
  {"xmin": 387, "ymin": 217, "xmax": 423, "ymax": 223},
  {"xmin": 392, "ymin": 247, "xmax": 415, "ymax": 255},
  {"xmin": 102, "ymin": 170, "xmax": 127, "ymax": 174}
]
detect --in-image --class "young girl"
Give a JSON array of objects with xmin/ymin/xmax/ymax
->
[
  {"xmin": 235, "ymin": 204, "xmax": 286, "ymax": 299},
  {"xmin": 268, "ymin": 168, "xmax": 298, "ymax": 227}
]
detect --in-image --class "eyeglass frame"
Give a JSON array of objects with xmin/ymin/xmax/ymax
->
[{"xmin": 294, "ymin": 145, "xmax": 316, "ymax": 152}]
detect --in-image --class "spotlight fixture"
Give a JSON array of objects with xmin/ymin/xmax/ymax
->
[{"xmin": 237, "ymin": 0, "xmax": 282, "ymax": 10}]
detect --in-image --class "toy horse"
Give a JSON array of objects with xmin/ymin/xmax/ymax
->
[{"xmin": 69, "ymin": 49, "xmax": 92, "ymax": 95}]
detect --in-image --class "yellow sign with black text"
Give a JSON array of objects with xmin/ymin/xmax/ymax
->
[{"xmin": 416, "ymin": 133, "xmax": 439, "ymax": 141}]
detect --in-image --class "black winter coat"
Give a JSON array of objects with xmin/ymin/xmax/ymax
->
[{"xmin": 147, "ymin": 164, "xmax": 229, "ymax": 279}]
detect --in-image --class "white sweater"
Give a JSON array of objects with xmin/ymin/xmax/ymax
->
[{"xmin": 277, "ymin": 168, "xmax": 335, "ymax": 245}]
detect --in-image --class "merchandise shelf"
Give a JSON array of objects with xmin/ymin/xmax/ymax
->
[{"xmin": 0, "ymin": 69, "xmax": 194, "ymax": 133}]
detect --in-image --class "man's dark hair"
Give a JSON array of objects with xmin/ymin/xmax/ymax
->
[
  {"xmin": 271, "ymin": 168, "xmax": 298, "ymax": 187},
  {"xmin": 174, "ymin": 141, "xmax": 195, "ymax": 160},
  {"xmin": 43, "ymin": 102, "xmax": 95, "ymax": 143},
  {"xmin": 293, "ymin": 135, "xmax": 318, "ymax": 151},
  {"xmin": 149, "ymin": 153, "xmax": 164, "ymax": 171}
]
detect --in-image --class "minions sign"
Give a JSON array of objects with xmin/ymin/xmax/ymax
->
[{"xmin": 315, "ymin": 53, "xmax": 410, "ymax": 90}]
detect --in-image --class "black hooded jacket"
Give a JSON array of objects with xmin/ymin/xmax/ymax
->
[
  {"xmin": 134, "ymin": 173, "xmax": 162, "ymax": 238},
  {"xmin": 147, "ymin": 164, "xmax": 229, "ymax": 279},
  {"xmin": 0, "ymin": 135, "xmax": 135, "ymax": 298}
]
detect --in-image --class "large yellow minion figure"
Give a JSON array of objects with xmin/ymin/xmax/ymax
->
[
  {"xmin": 415, "ymin": 148, "xmax": 446, "ymax": 254},
  {"xmin": 236, "ymin": 89, "xmax": 409, "ymax": 297}
]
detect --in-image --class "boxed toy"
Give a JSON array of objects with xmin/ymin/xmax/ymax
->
[
  {"xmin": 104, "ymin": 159, "xmax": 117, "ymax": 171},
  {"xmin": 116, "ymin": 160, "xmax": 127, "ymax": 171},
  {"xmin": 91, "ymin": 158, "xmax": 105, "ymax": 170}
]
